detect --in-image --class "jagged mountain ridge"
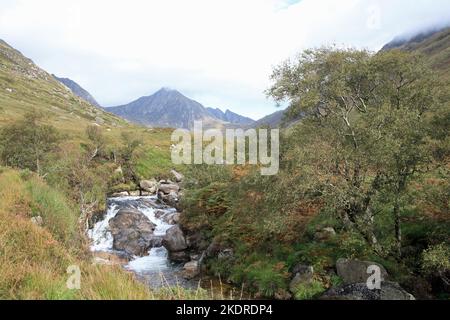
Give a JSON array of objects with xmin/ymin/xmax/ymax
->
[
  {"xmin": 206, "ymin": 107, "xmax": 255, "ymax": 126},
  {"xmin": 4, "ymin": 24, "xmax": 448, "ymax": 132},
  {"xmin": 107, "ymin": 88, "xmax": 253, "ymax": 130}
]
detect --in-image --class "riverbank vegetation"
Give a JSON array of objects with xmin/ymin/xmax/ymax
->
[
  {"xmin": 181, "ymin": 48, "xmax": 450, "ymax": 299},
  {"xmin": 0, "ymin": 166, "xmax": 214, "ymax": 299},
  {"xmin": 0, "ymin": 39, "xmax": 195, "ymax": 299},
  {"xmin": 0, "ymin": 111, "xmax": 186, "ymax": 299}
]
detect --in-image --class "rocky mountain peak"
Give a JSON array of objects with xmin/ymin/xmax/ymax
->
[{"xmin": 108, "ymin": 88, "xmax": 256, "ymax": 129}]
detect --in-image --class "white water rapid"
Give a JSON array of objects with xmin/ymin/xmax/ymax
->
[{"xmin": 88, "ymin": 196, "xmax": 193, "ymax": 288}]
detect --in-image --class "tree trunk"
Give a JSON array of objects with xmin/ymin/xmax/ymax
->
[
  {"xmin": 342, "ymin": 210, "xmax": 354, "ymax": 230},
  {"xmin": 364, "ymin": 205, "xmax": 381, "ymax": 253},
  {"xmin": 394, "ymin": 199, "xmax": 402, "ymax": 257},
  {"xmin": 394, "ymin": 174, "xmax": 406, "ymax": 258},
  {"xmin": 36, "ymin": 156, "xmax": 41, "ymax": 176}
]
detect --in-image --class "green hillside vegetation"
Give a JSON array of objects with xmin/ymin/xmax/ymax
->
[
  {"xmin": 0, "ymin": 168, "xmax": 211, "ymax": 299},
  {"xmin": 0, "ymin": 40, "xmax": 174, "ymax": 178},
  {"xmin": 0, "ymin": 40, "xmax": 191, "ymax": 299},
  {"xmin": 181, "ymin": 47, "xmax": 450, "ymax": 299}
]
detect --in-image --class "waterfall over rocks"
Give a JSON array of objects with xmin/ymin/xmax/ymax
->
[{"xmin": 88, "ymin": 196, "xmax": 195, "ymax": 288}]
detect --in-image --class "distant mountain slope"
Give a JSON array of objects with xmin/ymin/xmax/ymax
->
[
  {"xmin": 253, "ymin": 110, "xmax": 286, "ymax": 128},
  {"xmin": 0, "ymin": 39, "xmax": 124, "ymax": 130},
  {"xmin": 53, "ymin": 75, "xmax": 101, "ymax": 107},
  {"xmin": 107, "ymin": 88, "xmax": 255, "ymax": 129},
  {"xmin": 206, "ymin": 107, "xmax": 255, "ymax": 126},
  {"xmin": 382, "ymin": 28, "xmax": 445, "ymax": 51},
  {"xmin": 382, "ymin": 26, "xmax": 450, "ymax": 77},
  {"xmin": 108, "ymin": 88, "xmax": 240, "ymax": 130}
]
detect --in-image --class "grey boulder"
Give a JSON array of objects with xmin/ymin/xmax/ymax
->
[
  {"xmin": 140, "ymin": 179, "xmax": 158, "ymax": 193},
  {"xmin": 289, "ymin": 264, "xmax": 314, "ymax": 293},
  {"xmin": 159, "ymin": 183, "xmax": 180, "ymax": 194},
  {"xmin": 314, "ymin": 227, "xmax": 336, "ymax": 241},
  {"xmin": 162, "ymin": 225, "xmax": 188, "ymax": 252},
  {"xmin": 336, "ymin": 258, "xmax": 388, "ymax": 285},
  {"xmin": 108, "ymin": 209, "xmax": 156, "ymax": 257},
  {"xmin": 182, "ymin": 261, "xmax": 200, "ymax": 279}
]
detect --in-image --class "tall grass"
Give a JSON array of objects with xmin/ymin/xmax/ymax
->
[
  {"xmin": 25, "ymin": 176, "xmax": 80, "ymax": 248},
  {"xmin": 0, "ymin": 168, "xmax": 208, "ymax": 300}
]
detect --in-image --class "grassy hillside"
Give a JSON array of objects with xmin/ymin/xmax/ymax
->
[
  {"xmin": 0, "ymin": 168, "xmax": 210, "ymax": 299},
  {"xmin": 0, "ymin": 40, "xmax": 191, "ymax": 299},
  {"xmin": 0, "ymin": 39, "xmax": 177, "ymax": 227},
  {"xmin": 0, "ymin": 39, "xmax": 174, "ymax": 179},
  {"xmin": 0, "ymin": 40, "xmax": 123, "ymax": 132}
]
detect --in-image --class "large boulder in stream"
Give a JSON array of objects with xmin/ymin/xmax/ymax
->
[
  {"xmin": 140, "ymin": 179, "xmax": 158, "ymax": 194},
  {"xmin": 162, "ymin": 212, "xmax": 181, "ymax": 225},
  {"xmin": 108, "ymin": 209, "xmax": 157, "ymax": 257},
  {"xmin": 158, "ymin": 191, "xmax": 180, "ymax": 209},
  {"xmin": 162, "ymin": 225, "xmax": 187, "ymax": 252},
  {"xmin": 158, "ymin": 183, "xmax": 180, "ymax": 195},
  {"xmin": 168, "ymin": 251, "xmax": 190, "ymax": 263}
]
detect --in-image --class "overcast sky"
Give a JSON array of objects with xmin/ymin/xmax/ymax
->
[{"xmin": 1, "ymin": 0, "xmax": 450, "ymax": 119}]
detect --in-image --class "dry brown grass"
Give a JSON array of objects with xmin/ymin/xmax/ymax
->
[{"xmin": 0, "ymin": 168, "xmax": 209, "ymax": 300}]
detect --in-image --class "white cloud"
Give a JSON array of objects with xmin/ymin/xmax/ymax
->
[{"xmin": 1, "ymin": 0, "xmax": 449, "ymax": 119}]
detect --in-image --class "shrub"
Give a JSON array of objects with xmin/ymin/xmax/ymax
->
[
  {"xmin": 0, "ymin": 110, "xmax": 61, "ymax": 175},
  {"xmin": 181, "ymin": 182, "xmax": 231, "ymax": 232},
  {"xmin": 422, "ymin": 243, "xmax": 450, "ymax": 275},
  {"xmin": 294, "ymin": 279, "xmax": 326, "ymax": 300},
  {"xmin": 19, "ymin": 168, "xmax": 33, "ymax": 180},
  {"xmin": 339, "ymin": 231, "xmax": 372, "ymax": 259},
  {"xmin": 244, "ymin": 260, "xmax": 289, "ymax": 298}
]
